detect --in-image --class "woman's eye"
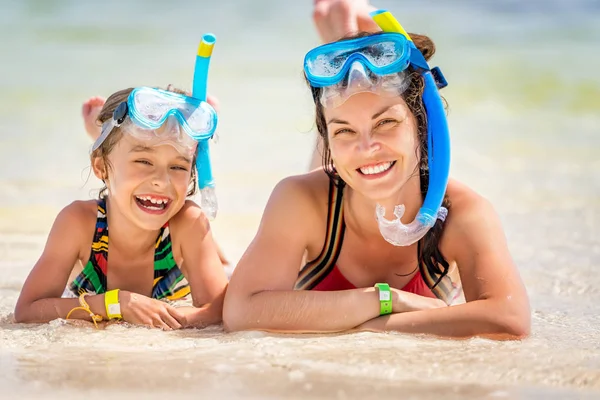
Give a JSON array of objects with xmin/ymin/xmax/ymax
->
[
  {"xmin": 333, "ymin": 128, "xmax": 355, "ymax": 136},
  {"xmin": 376, "ymin": 118, "xmax": 397, "ymax": 127}
]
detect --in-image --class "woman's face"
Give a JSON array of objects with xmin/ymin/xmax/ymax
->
[{"xmin": 324, "ymin": 92, "xmax": 420, "ymax": 202}]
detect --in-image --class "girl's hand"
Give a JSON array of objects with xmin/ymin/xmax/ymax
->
[{"xmin": 119, "ymin": 291, "xmax": 187, "ymax": 330}]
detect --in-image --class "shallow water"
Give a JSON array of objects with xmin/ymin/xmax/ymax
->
[{"xmin": 1, "ymin": 0, "xmax": 599, "ymax": 398}]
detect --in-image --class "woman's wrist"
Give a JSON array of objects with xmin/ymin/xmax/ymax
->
[
  {"xmin": 391, "ymin": 288, "xmax": 406, "ymax": 313},
  {"xmin": 373, "ymin": 283, "xmax": 393, "ymax": 315}
]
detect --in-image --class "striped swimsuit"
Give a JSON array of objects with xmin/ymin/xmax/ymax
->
[
  {"xmin": 294, "ymin": 178, "xmax": 458, "ymax": 304},
  {"xmin": 68, "ymin": 198, "xmax": 190, "ymax": 301}
]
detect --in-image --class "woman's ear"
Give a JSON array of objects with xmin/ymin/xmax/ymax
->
[
  {"xmin": 329, "ymin": 151, "xmax": 338, "ymax": 174},
  {"xmin": 91, "ymin": 156, "xmax": 108, "ymax": 181}
]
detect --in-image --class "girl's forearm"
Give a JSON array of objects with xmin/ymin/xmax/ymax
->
[{"xmin": 14, "ymin": 294, "xmax": 107, "ymax": 324}]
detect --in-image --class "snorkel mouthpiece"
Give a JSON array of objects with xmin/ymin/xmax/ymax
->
[
  {"xmin": 370, "ymin": 9, "xmax": 451, "ymax": 246},
  {"xmin": 375, "ymin": 204, "xmax": 448, "ymax": 246},
  {"xmin": 193, "ymin": 33, "xmax": 218, "ymax": 220}
]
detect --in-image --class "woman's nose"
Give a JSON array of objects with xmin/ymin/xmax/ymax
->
[{"xmin": 357, "ymin": 131, "xmax": 381, "ymax": 155}]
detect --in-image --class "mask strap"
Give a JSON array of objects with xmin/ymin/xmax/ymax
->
[{"xmin": 91, "ymin": 101, "xmax": 129, "ymax": 153}]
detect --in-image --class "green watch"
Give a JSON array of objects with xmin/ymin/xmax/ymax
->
[{"xmin": 374, "ymin": 283, "xmax": 392, "ymax": 315}]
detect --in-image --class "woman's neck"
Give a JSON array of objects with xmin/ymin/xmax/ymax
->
[{"xmin": 344, "ymin": 176, "xmax": 423, "ymax": 243}]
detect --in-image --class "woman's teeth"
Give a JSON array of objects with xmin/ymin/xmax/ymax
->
[{"xmin": 359, "ymin": 161, "xmax": 394, "ymax": 175}]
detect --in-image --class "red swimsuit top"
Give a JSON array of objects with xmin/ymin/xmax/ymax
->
[{"xmin": 294, "ymin": 178, "xmax": 438, "ymax": 300}]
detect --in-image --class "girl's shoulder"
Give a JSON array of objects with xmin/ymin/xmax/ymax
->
[
  {"xmin": 50, "ymin": 200, "xmax": 99, "ymax": 260},
  {"xmin": 59, "ymin": 199, "xmax": 99, "ymax": 228},
  {"xmin": 169, "ymin": 200, "xmax": 210, "ymax": 238}
]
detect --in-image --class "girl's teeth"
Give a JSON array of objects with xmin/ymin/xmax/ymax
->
[{"xmin": 136, "ymin": 196, "xmax": 168, "ymax": 204}]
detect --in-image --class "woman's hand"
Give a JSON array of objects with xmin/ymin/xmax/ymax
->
[
  {"xmin": 119, "ymin": 291, "xmax": 187, "ymax": 330},
  {"xmin": 392, "ymin": 288, "xmax": 447, "ymax": 313}
]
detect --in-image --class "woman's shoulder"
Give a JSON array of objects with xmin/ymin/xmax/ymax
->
[
  {"xmin": 445, "ymin": 179, "xmax": 497, "ymax": 220},
  {"xmin": 238, "ymin": 170, "xmax": 333, "ymax": 260},
  {"xmin": 442, "ymin": 179, "xmax": 503, "ymax": 253},
  {"xmin": 276, "ymin": 168, "xmax": 331, "ymax": 199},
  {"xmin": 269, "ymin": 169, "xmax": 333, "ymax": 216}
]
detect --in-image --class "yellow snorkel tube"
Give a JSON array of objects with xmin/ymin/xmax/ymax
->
[{"xmin": 371, "ymin": 10, "xmax": 412, "ymax": 41}]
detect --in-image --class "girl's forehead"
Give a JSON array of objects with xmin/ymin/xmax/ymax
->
[
  {"xmin": 110, "ymin": 134, "xmax": 146, "ymax": 152},
  {"xmin": 111, "ymin": 134, "xmax": 195, "ymax": 161}
]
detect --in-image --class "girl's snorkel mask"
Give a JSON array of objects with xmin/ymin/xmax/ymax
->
[
  {"xmin": 92, "ymin": 34, "xmax": 220, "ymax": 220},
  {"xmin": 303, "ymin": 10, "xmax": 451, "ymax": 247}
]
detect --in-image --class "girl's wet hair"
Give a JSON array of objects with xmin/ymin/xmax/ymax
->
[
  {"xmin": 306, "ymin": 31, "xmax": 452, "ymax": 293},
  {"xmin": 92, "ymin": 85, "xmax": 199, "ymax": 199}
]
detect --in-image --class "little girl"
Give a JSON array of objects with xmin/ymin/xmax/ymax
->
[
  {"xmin": 14, "ymin": 86, "xmax": 228, "ymax": 330},
  {"xmin": 82, "ymin": 92, "xmax": 229, "ymax": 266}
]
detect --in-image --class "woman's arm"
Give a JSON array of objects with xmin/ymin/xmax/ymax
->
[
  {"xmin": 224, "ymin": 175, "xmax": 388, "ymax": 333},
  {"xmin": 173, "ymin": 202, "xmax": 229, "ymax": 328},
  {"xmin": 358, "ymin": 195, "xmax": 531, "ymax": 339}
]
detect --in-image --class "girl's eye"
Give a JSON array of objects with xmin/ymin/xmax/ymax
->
[
  {"xmin": 135, "ymin": 160, "xmax": 152, "ymax": 166},
  {"xmin": 171, "ymin": 165, "xmax": 189, "ymax": 171}
]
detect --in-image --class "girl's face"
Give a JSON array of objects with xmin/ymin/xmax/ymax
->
[
  {"xmin": 324, "ymin": 92, "xmax": 420, "ymax": 203},
  {"xmin": 95, "ymin": 134, "xmax": 194, "ymax": 231}
]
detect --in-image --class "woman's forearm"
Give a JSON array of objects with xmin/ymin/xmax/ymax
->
[
  {"xmin": 357, "ymin": 299, "xmax": 531, "ymax": 340},
  {"xmin": 225, "ymin": 288, "xmax": 382, "ymax": 333}
]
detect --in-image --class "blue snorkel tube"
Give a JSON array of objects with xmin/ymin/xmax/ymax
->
[
  {"xmin": 192, "ymin": 33, "xmax": 218, "ymax": 220},
  {"xmin": 420, "ymin": 71, "xmax": 450, "ymax": 226},
  {"xmin": 370, "ymin": 9, "xmax": 451, "ymax": 245}
]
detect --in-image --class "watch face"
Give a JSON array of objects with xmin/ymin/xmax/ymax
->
[
  {"xmin": 108, "ymin": 303, "xmax": 121, "ymax": 315},
  {"xmin": 379, "ymin": 291, "xmax": 391, "ymax": 301}
]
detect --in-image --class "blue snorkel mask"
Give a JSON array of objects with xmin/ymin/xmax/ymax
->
[
  {"xmin": 303, "ymin": 10, "xmax": 450, "ymax": 247},
  {"xmin": 93, "ymin": 33, "xmax": 220, "ymax": 220}
]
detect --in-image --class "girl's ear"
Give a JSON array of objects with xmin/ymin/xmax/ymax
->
[{"xmin": 92, "ymin": 156, "xmax": 108, "ymax": 181}]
